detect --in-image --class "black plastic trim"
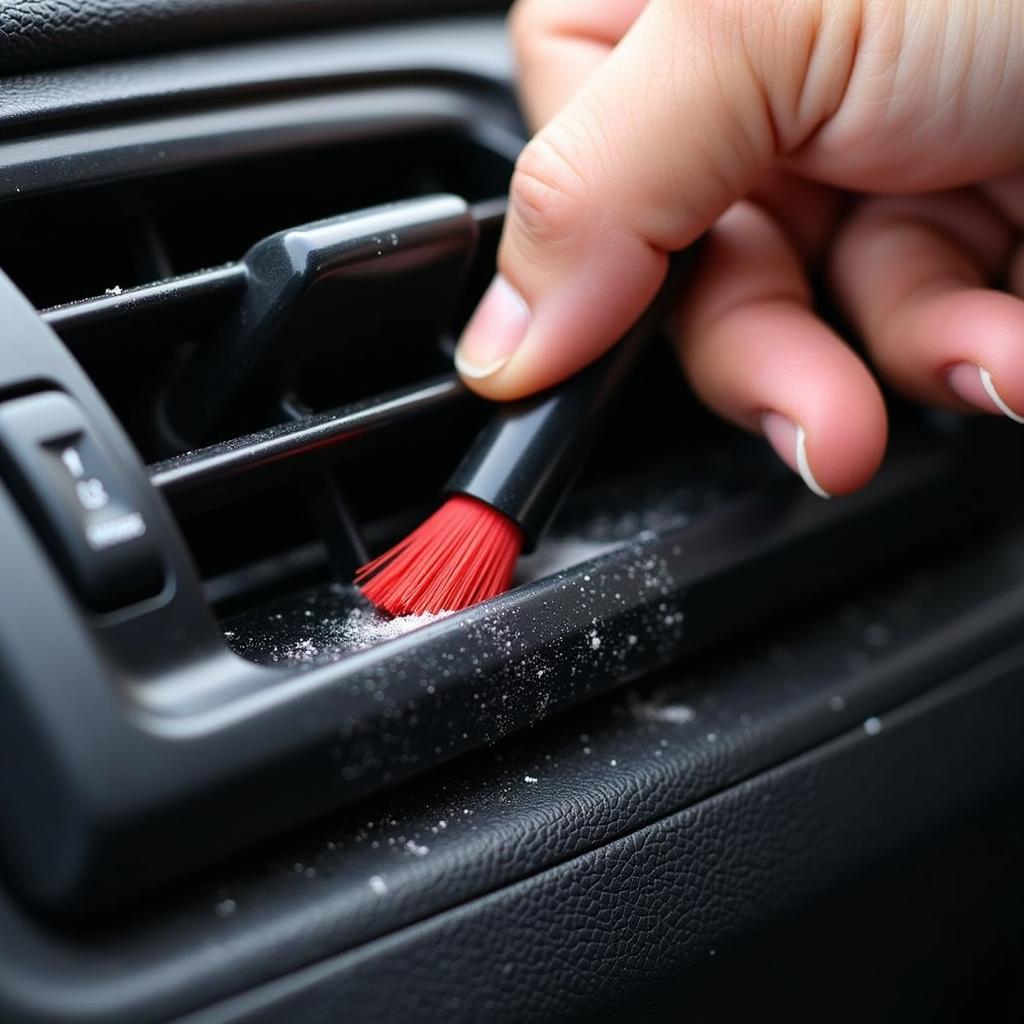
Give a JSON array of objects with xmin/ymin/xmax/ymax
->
[
  {"xmin": 0, "ymin": 86, "xmax": 522, "ymax": 202},
  {"xmin": 0, "ymin": 16, "xmax": 512, "ymax": 127},
  {"xmin": 150, "ymin": 374, "xmax": 467, "ymax": 511},
  {"xmin": 42, "ymin": 265, "xmax": 247, "ymax": 355}
]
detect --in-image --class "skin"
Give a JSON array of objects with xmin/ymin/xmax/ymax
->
[{"xmin": 453, "ymin": 0, "xmax": 1024, "ymax": 496}]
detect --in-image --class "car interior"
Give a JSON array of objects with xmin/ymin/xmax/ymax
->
[{"xmin": 0, "ymin": 2, "xmax": 1021, "ymax": 1022}]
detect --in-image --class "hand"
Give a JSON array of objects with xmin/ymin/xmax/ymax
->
[{"xmin": 454, "ymin": 0, "xmax": 1024, "ymax": 496}]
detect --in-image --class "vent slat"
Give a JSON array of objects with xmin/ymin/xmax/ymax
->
[
  {"xmin": 41, "ymin": 264, "xmax": 248, "ymax": 348},
  {"xmin": 148, "ymin": 374, "xmax": 468, "ymax": 511}
]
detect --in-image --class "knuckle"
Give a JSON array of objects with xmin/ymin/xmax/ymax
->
[{"xmin": 509, "ymin": 130, "xmax": 593, "ymax": 244}]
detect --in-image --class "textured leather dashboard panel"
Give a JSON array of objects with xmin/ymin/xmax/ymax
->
[
  {"xmin": 0, "ymin": 0, "xmax": 506, "ymax": 74},
  {"xmin": 182, "ymin": 660, "xmax": 1024, "ymax": 1024}
]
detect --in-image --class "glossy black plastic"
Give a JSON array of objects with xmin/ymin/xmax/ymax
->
[
  {"xmin": 163, "ymin": 194, "xmax": 479, "ymax": 445},
  {"xmin": 448, "ymin": 251, "xmax": 698, "ymax": 547},
  {"xmin": 151, "ymin": 374, "xmax": 467, "ymax": 512},
  {"xmin": 42, "ymin": 265, "xmax": 248, "ymax": 357}
]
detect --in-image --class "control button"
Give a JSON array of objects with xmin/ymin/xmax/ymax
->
[{"xmin": 0, "ymin": 392, "xmax": 164, "ymax": 612}]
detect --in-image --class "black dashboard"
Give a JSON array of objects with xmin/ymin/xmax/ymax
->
[{"xmin": 0, "ymin": 3, "xmax": 1021, "ymax": 1022}]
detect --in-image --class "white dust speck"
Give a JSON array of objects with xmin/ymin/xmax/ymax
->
[
  {"xmin": 523, "ymin": 775, "xmax": 538, "ymax": 783},
  {"xmin": 214, "ymin": 898, "xmax": 237, "ymax": 918},
  {"xmin": 290, "ymin": 638, "xmax": 319, "ymax": 660},
  {"xmin": 828, "ymin": 695, "xmax": 846, "ymax": 712},
  {"xmin": 590, "ymin": 633, "xmax": 602, "ymax": 650},
  {"xmin": 705, "ymin": 732, "xmax": 718, "ymax": 743},
  {"xmin": 863, "ymin": 716, "xmax": 883, "ymax": 736},
  {"xmin": 272, "ymin": 607, "xmax": 450, "ymax": 664},
  {"xmin": 609, "ymin": 759, "xmax": 617, "ymax": 767},
  {"xmin": 105, "ymin": 285, "xmax": 123, "ymax": 296},
  {"xmin": 368, "ymin": 875, "xmax": 388, "ymax": 895},
  {"xmin": 404, "ymin": 840, "xmax": 429, "ymax": 857},
  {"xmin": 362, "ymin": 611, "xmax": 448, "ymax": 642}
]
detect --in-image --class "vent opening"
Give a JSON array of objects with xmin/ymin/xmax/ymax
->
[{"xmin": 26, "ymin": 143, "xmax": 505, "ymax": 466}]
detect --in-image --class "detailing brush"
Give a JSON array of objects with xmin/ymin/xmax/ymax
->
[{"xmin": 356, "ymin": 250, "xmax": 697, "ymax": 616}]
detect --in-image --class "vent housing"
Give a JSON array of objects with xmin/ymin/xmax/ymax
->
[{"xmin": 29, "ymin": 126, "xmax": 517, "ymax": 611}]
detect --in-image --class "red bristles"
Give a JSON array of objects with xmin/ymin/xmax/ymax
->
[{"xmin": 355, "ymin": 494, "xmax": 524, "ymax": 616}]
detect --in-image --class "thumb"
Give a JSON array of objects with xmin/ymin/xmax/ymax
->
[{"xmin": 455, "ymin": 0, "xmax": 852, "ymax": 398}]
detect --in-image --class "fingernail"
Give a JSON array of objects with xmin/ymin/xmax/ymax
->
[
  {"xmin": 761, "ymin": 411, "xmax": 832, "ymax": 499},
  {"xmin": 947, "ymin": 363, "xmax": 1024, "ymax": 424},
  {"xmin": 454, "ymin": 275, "xmax": 530, "ymax": 380}
]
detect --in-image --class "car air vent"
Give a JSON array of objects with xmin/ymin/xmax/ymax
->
[{"xmin": 0, "ymin": 73, "xmax": 1018, "ymax": 921}]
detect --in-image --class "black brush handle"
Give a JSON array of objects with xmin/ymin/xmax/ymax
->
[{"xmin": 445, "ymin": 247, "xmax": 699, "ymax": 551}]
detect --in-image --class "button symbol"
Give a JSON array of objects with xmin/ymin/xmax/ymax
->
[
  {"xmin": 76, "ymin": 477, "xmax": 109, "ymax": 511},
  {"xmin": 61, "ymin": 446, "xmax": 85, "ymax": 478},
  {"xmin": 85, "ymin": 511, "xmax": 146, "ymax": 550}
]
